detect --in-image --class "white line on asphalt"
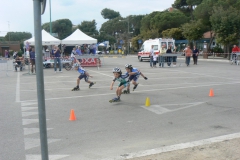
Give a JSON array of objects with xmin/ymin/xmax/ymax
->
[
  {"xmin": 142, "ymin": 102, "xmax": 205, "ymax": 115},
  {"xmin": 19, "ymin": 81, "xmax": 240, "ymax": 102},
  {"xmin": 16, "ymin": 72, "xmax": 20, "ymax": 102},
  {"xmin": 20, "ymin": 82, "xmax": 228, "ymax": 92},
  {"xmin": 25, "ymin": 155, "xmax": 69, "ymax": 160},
  {"xmin": 107, "ymin": 132, "xmax": 240, "ymax": 160},
  {"xmin": 175, "ymin": 70, "xmax": 240, "ymax": 81},
  {"xmin": 88, "ymin": 69, "xmax": 113, "ymax": 77}
]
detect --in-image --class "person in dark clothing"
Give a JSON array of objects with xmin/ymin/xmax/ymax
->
[
  {"xmin": 15, "ymin": 55, "xmax": 23, "ymax": 71},
  {"xmin": 53, "ymin": 46, "xmax": 62, "ymax": 73},
  {"xmin": 192, "ymin": 46, "xmax": 199, "ymax": 65},
  {"xmin": 166, "ymin": 46, "xmax": 172, "ymax": 67},
  {"xmin": 30, "ymin": 48, "xmax": 36, "ymax": 73}
]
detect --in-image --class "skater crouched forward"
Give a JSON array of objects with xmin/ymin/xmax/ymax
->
[
  {"xmin": 109, "ymin": 67, "xmax": 129, "ymax": 102},
  {"xmin": 72, "ymin": 61, "xmax": 95, "ymax": 91},
  {"xmin": 124, "ymin": 64, "xmax": 148, "ymax": 93}
]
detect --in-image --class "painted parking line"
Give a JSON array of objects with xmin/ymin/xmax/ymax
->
[
  {"xmin": 20, "ymin": 81, "xmax": 240, "ymax": 103},
  {"xmin": 105, "ymin": 132, "xmax": 240, "ymax": 160},
  {"xmin": 141, "ymin": 102, "xmax": 204, "ymax": 115},
  {"xmin": 16, "ymin": 72, "xmax": 20, "ymax": 102}
]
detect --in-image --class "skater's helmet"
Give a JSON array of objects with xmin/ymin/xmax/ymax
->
[
  {"xmin": 112, "ymin": 67, "xmax": 122, "ymax": 74},
  {"xmin": 73, "ymin": 63, "xmax": 79, "ymax": 68},
  {"xmin": 125, "ymin": 64, "xmax": 132, "ymax": 69}
]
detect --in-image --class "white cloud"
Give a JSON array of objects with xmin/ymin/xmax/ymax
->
[{"xmin": 0, "ymin": 0, "xmax": 175, "ymax": 36}]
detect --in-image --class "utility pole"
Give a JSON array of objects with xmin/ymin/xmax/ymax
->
[
  {"xmin": 127, "ymin": 17, "xmax": 129, "ymax": 55},
  {"xmin": 7, "ymin": 21, "xmax": 10, "ymax": 41},
  {"xmin": 49, "ymin": 0, "xmax": 52, "ymax": 34},
  {"xmin": 33, "ymin": 0, "xmax": 49, "ymax": 159}
]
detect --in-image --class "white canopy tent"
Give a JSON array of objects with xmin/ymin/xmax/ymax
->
[
  {"xmin": 61, "ymin": 29, "xmax": 97, "ymax": 45},
  {"xmin": 24, "ymin": 30, "xmax": 61, "ymax": 46}
]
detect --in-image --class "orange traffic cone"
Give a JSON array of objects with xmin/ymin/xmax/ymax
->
[
  {"xmin": 69, "ymin": 109, "xmax": 76, "ymax": 121},
  {"xmin": 209, "ymin": 88, "xmax": 214, "ymax": 97}
]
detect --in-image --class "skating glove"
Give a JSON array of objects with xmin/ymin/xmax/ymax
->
[{"xmin": 144, "ymin": 77, "xmax": 148, "ymax": 80}]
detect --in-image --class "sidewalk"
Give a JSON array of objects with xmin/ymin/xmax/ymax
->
[{"xmin": 128, "ymin": 135, "xmax": 240, "ymax": 160}]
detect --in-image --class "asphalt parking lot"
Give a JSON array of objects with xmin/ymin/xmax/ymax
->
[{"xmin": 0, "ymin": 56, "xmax": 240, "ymax": 160}]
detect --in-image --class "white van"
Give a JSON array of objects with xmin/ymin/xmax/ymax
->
[{"xmin": 138, "ymin": 38, "xmax": 175, "ymax": 61}]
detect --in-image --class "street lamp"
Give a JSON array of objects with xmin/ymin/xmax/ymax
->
[{"xmin": 49, "ymin": 0, "xmax": 52, "ymax": 34}]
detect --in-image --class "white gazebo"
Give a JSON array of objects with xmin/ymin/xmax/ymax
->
[
  {"xmin": 24, "ymin": 30, "xmax": 61, "ymax": 46},
  {"xmin": 61, "ymin": 29, "xmax": 97, "ymax": 45}
]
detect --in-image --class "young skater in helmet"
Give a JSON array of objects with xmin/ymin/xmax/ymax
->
[
  {"xmin": 72, "ymin": 59, "xmax": 95, "ymax": 91},
  {"xmin": 123, "ymin": 64, "xmax": 148, "ymax": 93},
  {"xmin": 109, "ymin": 67, "xmax": 129, "ymax": 102}
]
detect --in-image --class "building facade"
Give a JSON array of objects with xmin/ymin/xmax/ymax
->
[{"xmin": 0, "ymin": 41, "xmax": 20, "ymax": 56}]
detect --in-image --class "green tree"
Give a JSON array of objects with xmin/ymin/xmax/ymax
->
[
  {"xmin": 78, "ymin": 20, "xmax": 98, "ymax": 37},
  {"xmin": 94, "ymin": 31, "xmax": 116, "ymax": 45},
  {"xmin": 181, "ymin": 19, "xmax": 205, "ymax": 44},
  {"xmin": 210, "ymin": 6, "xmax": 240, "ymax": 52},
  {"xmin": 172, "ymin": 0, "xmax": 203, "ymax": 19},
  {"xmin": 101, "ymin": 8, "xmax": 121, "ymax": 19},
  {"xmin": 162, "ymin": 28, "xmax": 183, "ymax": 40},
  {"xmin": 4, "ymin": 32, "xmax": 32, "ymax": 41},
  {"xmin": 193, "ymin": 0, "xmax": 217, "ymax": 50},
  {"xmin": 100, "ymin": 17, "xmax": 125, "ymax": 36},
  {"xmin": 151, "ymin": 10, "xmax": 189, "ymax": 36},
  {"xmin": 42, "ymin": 19, "xmax": 72, "ymax": 39}
]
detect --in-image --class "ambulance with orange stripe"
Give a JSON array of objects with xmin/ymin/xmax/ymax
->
[{"xmin": 138, "ymin": 38, "xmax": 175, "ymax": 62}]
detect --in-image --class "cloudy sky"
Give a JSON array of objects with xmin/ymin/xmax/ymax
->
[{"xmin": 0, "ymin": 0, "xmax": 175, "ymax": 36}]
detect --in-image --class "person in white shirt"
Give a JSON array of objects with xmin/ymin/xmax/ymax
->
[
  {"xmin": 150, "ymin": 45, "xmax": 154, "ymax": 68},
  {"xmin": 153, "ymin": 52, "xmax": 158, "ymax": 68}
]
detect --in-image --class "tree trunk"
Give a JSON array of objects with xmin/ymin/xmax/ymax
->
[{"xmin": 208, "ymin": 31, "xmax": 214, "ymax": 52}]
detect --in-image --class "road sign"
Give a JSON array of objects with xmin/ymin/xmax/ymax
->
[
  {"xmin": 138, "ymin": 39, "xmax": 143, "ymax": 44},
  {"xmin": 120, "ymin": 40, "xmax": 124, "ymax": 44}
]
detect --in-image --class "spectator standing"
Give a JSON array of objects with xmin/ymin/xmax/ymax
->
[
  {"xmin": 150, "ymin": 45, "xmax": 154, "ymax": 68},
  {"xmin": 45, "ymin": 48, "xmax": 50, "ymax": 59},
  {"xmin": 166, "ymin": 46, "xmax": 172, "ymax": 67},
  {"xmin": 71, "ymin": 47, "xmax": 76, "ymax": 61},
  {"xmin": 172, "ymin": 46, "xmax": 177, "ymax": 67},
  {"xmin": 13, "ymin": 51, "xmax": 18, "ymax": 59},
  {"xmin": 158, "ymin": 45, "xmax": 166, "ymax": 68},
  {"xmin": 192, "ymin": 46, "xmax": 199, "ymax": 65},
  {"xmin": 30, "ymin": 48, "xmax": 36, "ymax": 73},
  {"xmin": 5, "ymin": 50, "xmax": 9, "ymax": 60},
  {"xmin": 153, "ymin": 52, "xmax": 158, "ymax": 68},
  {"xmin": 185, "ymin": 46, "xmax": 192, "ymax": 66},
  {"xmin": 76, "ymin": 46, "xmax": 82, "ymax": 56},
  {"xmin": 231, "ymin": 45, "xmax": 239, "ymax": 63},
  {"xmin": 53, "ymin": 46, "xmax": 62, "ymax": 73}
]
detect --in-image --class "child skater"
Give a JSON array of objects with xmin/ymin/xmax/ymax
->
[
  {"xmin": 109, "ymin": 67, "xmax": 129, "ymax": 103},
  {"xmin": 123, "ymin": 64, "xmax": 148, "ymax": 94},
  {"xmin": 72, "ymin": 59, "xmax": 95, "ymax": 91},
  {"xmin": 153, "ymin": 52, "xmax": 158, "ymax": 68}
]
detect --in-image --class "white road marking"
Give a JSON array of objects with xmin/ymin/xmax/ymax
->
[
  {"xmin": 23, "ymin": 128, "xmax": 53, "ymax": 136},
  {"xmin": 19, "ymin": 81, "xmax": 240, "ymax": 103},
  {"xmin": 16, "ymin": 72, "xmax": 20, "ymax": 102},
  {"xmin": 175, "ymin": 70, "xmax": 240, "ymax": 81},
  {"xmin": 24, "ymin": 138, "xmax": 60, "ymax": 150},
  {"xmin": 141, "ymin": 102, "xmax": 204, "ymax": 115},
  {"xmin": 22, "ymin": 112, "xmax": 38, "ymax": 117},
  {"xmin": 88, "ymin": 69, "xmax": 113, "ymax": 77},
  {"xmin": 22, "ymin": 119, "xmax": 39, "ymax": 125},
  {"xmin": 21, "ymin": 102, "xmax": 37, "ymax": 106},
  {"xmin": 21, "ymin": 107, "xmax": 38, "ymax": 111},
  {"xmin": 108, "ymin": 132, "xmax": 240, "ymax": 160},
  {"xmin": 26, "ymin": 155, "xmax": 69, "ymax": 160}
]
